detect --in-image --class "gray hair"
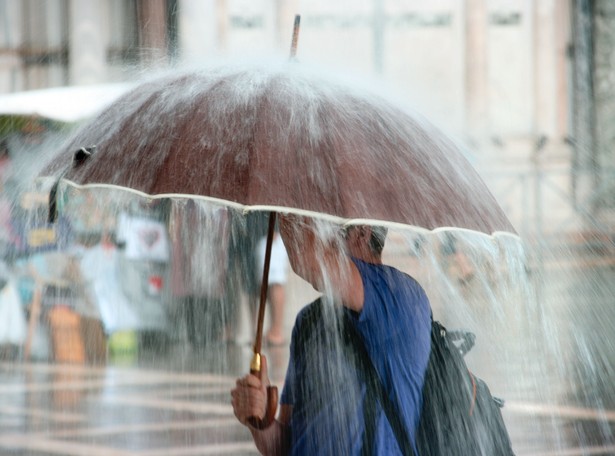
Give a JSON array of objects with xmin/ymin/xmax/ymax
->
[{"xmin": 369, "ymin": 226, "xmax": 388, "ymax": 254}]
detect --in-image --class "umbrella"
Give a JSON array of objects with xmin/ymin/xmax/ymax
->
[
  {"xmin": 44, "ymin": 70, "xmax": 513, "ymax": 234},
  {"xmin": 42, "ymin": 59, "xmax": 516, "ymax": 429}
]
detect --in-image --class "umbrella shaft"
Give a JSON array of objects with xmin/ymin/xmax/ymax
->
[{"xmin": 253, "ymin": 211, "xmax": 277, "ymax": 358}]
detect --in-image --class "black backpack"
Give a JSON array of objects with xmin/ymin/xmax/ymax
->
[
  {"xmin": 295, "ymin": 299, "xmax": 515, "ymax": 455},
  {"xmin": 414, "ymin": 321, "xmax": 516, "ymax": 456}
]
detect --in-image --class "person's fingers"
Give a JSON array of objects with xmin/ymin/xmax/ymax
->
[
  {"xmin": 236, "ymin": 374, "xmax": 262, "ymax": 389},
  {"xmin": 231, "ymin": 395, "xmax": 246, "ymax": 424},
  {"xmin": 232, "ymin": 395, "xmax": 259, "ymax": 422},
  {"xmin": 230, "ymin": 377, "xmax": 268, "ymax": 425}
]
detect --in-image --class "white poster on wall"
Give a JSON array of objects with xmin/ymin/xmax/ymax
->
[{"xmin": 117, "ymin": 214, "xmax": 169, "ymax": 262}]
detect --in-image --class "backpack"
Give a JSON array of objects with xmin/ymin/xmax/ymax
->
[
  {"xmin": 294, "ymin": 299, "xmax": 515, "ymax": 455},
  {"xmin": 415, "ymin": 321, "xmax": 515, "ymax": 455}
]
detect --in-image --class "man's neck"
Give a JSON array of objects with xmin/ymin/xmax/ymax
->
[
  {"xmin": 352, "ymin": 252, "xmax": 382, "ymax": 265},
  {"xmin": 347, "ymin": 242, "xmax": 382, "ymax": 264}
]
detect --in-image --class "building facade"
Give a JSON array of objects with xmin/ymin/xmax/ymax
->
[{"xmin": 1, "ymin": 0, "xmax": 571, "ymax": 143}]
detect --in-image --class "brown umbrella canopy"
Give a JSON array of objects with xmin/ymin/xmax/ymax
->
[{"xmin": 45, "ymin": 63, "xmax": 515, "ymax": 235}]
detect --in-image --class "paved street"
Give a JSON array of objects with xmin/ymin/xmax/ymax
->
[{"xmin": 0, "ymin": 248, "xmax": 614, "ymax": 456}]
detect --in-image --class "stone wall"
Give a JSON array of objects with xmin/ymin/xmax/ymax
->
[
  {"xmin": 571, "ymin": 0, "xmax": 615, "ymax": 214},
  {"xmin": 592, "ymin": 0, "xmax": 615, "ymax": 209}
]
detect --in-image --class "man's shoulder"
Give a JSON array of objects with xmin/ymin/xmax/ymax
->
[
  {"xmin": 296, "ymin": 297, "xmax": 324, "ymax": 328},
  {"xmin": 356, "ymin": 262, "xmax": 431, "ymax": 322},
  {"xmin": 392, "ymin": 268, "xmax": 425, "ymax": 293},
  {"xmin": 290, "ymin": 298, "xmax": 326, "ymax": 358},
  {"xmin": 356, "ymin": 260, "xmax": 425, "ymax": 293}
]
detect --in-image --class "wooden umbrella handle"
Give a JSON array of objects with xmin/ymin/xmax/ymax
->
[
  {"xmin": 253, "ymin": 385, "xmax": 278, "ymax": 429},
  {"xmin": 247, "ymin": 357, "xmax": 278, "ymax": 430}
]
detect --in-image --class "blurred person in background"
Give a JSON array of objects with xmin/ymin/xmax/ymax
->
[
  {"xmin": 255, "ymin": 228, "xmax": 289, "ymax": 346},
  {"xmin": 168, "ymin": 200, "xmax": 230, "ymax": 349}
]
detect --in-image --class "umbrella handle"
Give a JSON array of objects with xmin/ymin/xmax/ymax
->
[
  {"xmin": 246, "ymin": 385, "xmax": 278, "ymax": 430},
  {"xmin": 247, "ymin": 354, "xmax": 278, "ymax": 429}
]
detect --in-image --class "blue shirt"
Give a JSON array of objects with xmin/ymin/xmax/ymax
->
[{"xmin": 281, "ymin": 258, "xmax": 432, "ymax": 455}]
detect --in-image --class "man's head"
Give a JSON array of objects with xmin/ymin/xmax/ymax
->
[
  {"xmin": 342, "ymin": 224, "xmax": 387, "ymax": 262},
  {"xmin": 279, "ymin": 214, "xmax": 387, "ymax": 290},
  {"xmin": 278, "ymin": 214, "xmax": 325, "ymax": 289}
]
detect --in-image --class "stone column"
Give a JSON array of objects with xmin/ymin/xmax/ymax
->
[
  {"xmin": 554, "ymin": 0, "xmax": 572, "ymax": 141},
  {"xmin": 592, "ymin": 0, "xmax": 615, "ymax": 210},
  {"xmin": 216, "ymin": 0, "xmax": 228, "ymax": 52},
  {"xmin": 532, "ymin": 0, "xmax": 557, "ymax": 139},
  {"xmin": 464, "ymin": 0, "xmax": 488, "ymax": 141},
  {"xmin": 372, "ymin": 0, "xmax": 385, "ymax": 74},
  {"xmin": 0, "ymin": 0, "xmax": 24, "ymax": 92},
  {"xmin": 137, "ymin": 0, "xmax": 169, "ymax": 65},
  {"xmin": 177, "ymin": 0, "xmax": 218, "ymax": 61},
  {"xmin": 570, "ymin": 0, "xmax": 596, "ymax": 209},
  {"xmin": 69, "ymin": 0, "xmax": 106, "ymax": 85},
  {"xmin": 570, "ymin": 0, "xmax": 615, "ymax": 220}
]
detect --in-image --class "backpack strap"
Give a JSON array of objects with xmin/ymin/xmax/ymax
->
[{"xmin": 342, "ymin": 312, "xmax": 416, "ymax": 456}]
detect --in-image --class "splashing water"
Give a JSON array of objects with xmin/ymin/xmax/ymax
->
[{"xmin": 0, "ymin": 60, "xmax": 612, "ymax": 455}]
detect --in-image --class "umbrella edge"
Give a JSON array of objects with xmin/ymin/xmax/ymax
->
[{"xmin": 56, "ymin": 179, "xmax": 520, "ymax": 241}]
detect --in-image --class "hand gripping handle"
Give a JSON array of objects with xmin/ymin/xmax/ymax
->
[
  {"xmin": 247, "ymin": 382, "xmax": 278, "ymax": 430},
  {"xmin": 247, "ymin": 353, "xmax": 278, "ymax": 430}
]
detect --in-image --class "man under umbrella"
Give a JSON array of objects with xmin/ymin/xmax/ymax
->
[{"xmin": 231, "ymin": 215, "xmax": 432, "ymax": 455}]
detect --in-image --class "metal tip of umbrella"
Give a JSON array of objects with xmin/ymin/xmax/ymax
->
[{"xmin": 289, "ymin": 14, "xmax": 301, "ymax": 60}]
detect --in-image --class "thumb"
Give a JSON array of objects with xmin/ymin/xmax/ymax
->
[{"xmin": 260, "ymin": 355, "xmax": 270, "ymax": 387}]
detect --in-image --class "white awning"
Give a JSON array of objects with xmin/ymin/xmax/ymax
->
[{"xmin": 0, "ymin": 83, "xmax": 133, "ymax": 123}]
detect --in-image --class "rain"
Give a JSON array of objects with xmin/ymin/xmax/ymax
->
[{"xmin": 0, "ymin": 1, "xmax": 614, "ymax": 455}]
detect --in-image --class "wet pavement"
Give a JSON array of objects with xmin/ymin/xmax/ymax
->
[
  {"xmin": 494, "ymin": 249, "xmax": 615, "ymax": 456},
  {"xmin": 1, "ymin": 249, "xmax": 614, "ymax": 455}
]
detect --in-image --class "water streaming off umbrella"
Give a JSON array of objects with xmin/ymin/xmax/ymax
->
[{"xmin": 0, "ymin": 61, "xmax": 613, "ymax": 454}]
